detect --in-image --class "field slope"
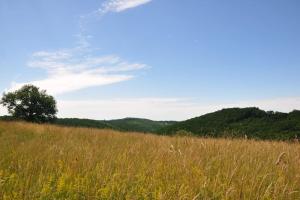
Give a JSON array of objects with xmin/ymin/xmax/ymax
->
[
  {"xmin": 0, "ymin": 121, "xmax": 300, "ymax": 199},
  {"xmin": 1, "ymin": 116, "xmax": 176, "ymax": 133}
]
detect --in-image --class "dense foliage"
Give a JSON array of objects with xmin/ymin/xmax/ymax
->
[
  {"xmin": 106, "ymin": 118, "xmax": 176, "ymax": 133},
  {"xmin": 55, "ymin": 118, "xmax": 114, "ymax": 129},
  {"xmin": 55, "ymin": 118, "xmax": 175, "ymax": 133},
  {"xmin": 160, "ymin": 107, "xmax": 300, "ymax": 140},
  {"xmin": 0, "ymin": 85, "xmax": 57, "ymax": 123}
]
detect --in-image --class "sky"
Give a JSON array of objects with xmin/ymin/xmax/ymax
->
[{"xmin": 0, "ymin": 0, "xmax": 300, "ymax": 120}]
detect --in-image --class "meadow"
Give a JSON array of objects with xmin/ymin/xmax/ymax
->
[{"xmin": 0, "ymin": 121, "xmax": 300, "ymax": 200}]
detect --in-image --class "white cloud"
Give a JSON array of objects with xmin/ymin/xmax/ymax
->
[
  {"xmin": 0, "ymin": 105, "xmax": 7, "ymax": 116},
  {"xmin": 8, "ymin": 48, "xmax": 147, "ymax": 95},
  {"xmin": 101, "ymin": 0, "xmax": 152, "ymax": 13},
  {"xmin": 57, "ymin": 97, "xmax": 300, "ymax": 121},
  {"xmin": 79, "ymin": 0, "xmax": 152, "ymax": 30}
]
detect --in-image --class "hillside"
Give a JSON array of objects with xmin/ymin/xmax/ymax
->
[
  {"xmin": 105, "ymin": 118, "xmax": 176, "ymax": 133},
  {"xmin": 160, "ymin": 107, "xmax": 300, "ymax": 140},
  {"xmin": 54, "ymin": 118, "xmax": 115, "ymax": 129},
  {"xmin": 50, "ymin": 118, "xmax": 176, "ymax": 133},
  {"xmin": 1, "ymin": 121, "xmax": 300, "ymax": 199}
]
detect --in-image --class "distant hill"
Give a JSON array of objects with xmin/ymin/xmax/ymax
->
[
  {"xmin": 159, "ymin": 107, "xmax": 300, "ymax": 140},
  {"xmin": 54, "ymin": 118, "xmax": 176, "ymax": 133},
  {"xmin": 55, "ymin": 118, "xmax": 114, "ymax": 130},
  {"xmin": 106, "ymin": 118, "xmax": 176, "ymax": 133}
]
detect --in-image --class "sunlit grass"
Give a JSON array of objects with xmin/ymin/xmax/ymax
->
[{"xmin": 0, "ymin": 121, "xmax": 300, "ymax": 199}]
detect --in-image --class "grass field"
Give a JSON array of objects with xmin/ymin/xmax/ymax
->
[{"xmin": 0, "ymin": 121, "xmax": 300, "ymax": 199}]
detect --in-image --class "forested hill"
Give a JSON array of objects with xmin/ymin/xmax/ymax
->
[
  {"xmin": 105, "ymin": 118, "xmax": 176, "ymax": 133},
  {"xmin": 159, "ymin": 107, "xmax": 300, "ymax": 140},
  {"xmin": 55, "ymin": 118, "xmax": 176, "ymax": 133}
]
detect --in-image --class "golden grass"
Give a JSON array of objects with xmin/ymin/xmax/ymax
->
[{"xmin": 0, "ymin": 121, "xmax": 300, "ymax": 200}]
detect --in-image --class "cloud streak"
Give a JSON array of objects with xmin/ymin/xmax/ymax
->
[
  {"xmin": 101, "ymin": 0, "xmax": 152, "ymax": 13},
  {"xmin": 9, "ymin": 48, "xmax": 147, "ymax": 95},
  {"xmin": 79, "ymin": 0, "xmax": 152, "ymax": 32}
]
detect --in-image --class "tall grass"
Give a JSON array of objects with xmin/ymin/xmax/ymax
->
[{"xmin": 0, "ymin": 121, "xmax": 300, "ymax": 199}]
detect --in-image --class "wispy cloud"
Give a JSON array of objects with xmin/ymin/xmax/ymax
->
[
  {"xmin": 9, "ymin": 47, "xmax": 147, "ymax": 95},
  {"xmin": 8, "ymin": 0, "xmax": 152, "ymax": 96},
  {"xmin": 79, "ymin": 0, "xmax": 152, "ymax": 33},
  {"xmin": 101, "ymin": 0, "xmax": 152, "ymax": 13}
]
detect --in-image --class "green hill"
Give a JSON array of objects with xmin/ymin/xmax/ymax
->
[
  {"xmin": 159, "ymin": 107, "xmax": 300, "ymax": 140},
  {"xmin": 106, "ymin": 118, "xmax": 176, "ymax": 133},
  {"xmin": 55, "ymin": 118, "xmax": 176, "ymax": 133},
  {"xmin": 55, "ymin": 118, "xmax": 114, "ymax": 129}
]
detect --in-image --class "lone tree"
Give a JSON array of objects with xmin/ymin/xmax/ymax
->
[{"xmin": 0, "ymin": 85, "xmax": 57, "ymax": 123}]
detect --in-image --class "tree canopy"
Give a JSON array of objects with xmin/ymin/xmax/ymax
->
[{"xmin": 0, "ymin": 85, "xmax": 57, "ymax": 123}]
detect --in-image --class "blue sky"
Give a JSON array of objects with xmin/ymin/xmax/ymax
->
[{"xmin": 1, "ymin": 0, "xmax": 300, "ymax": 120}]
